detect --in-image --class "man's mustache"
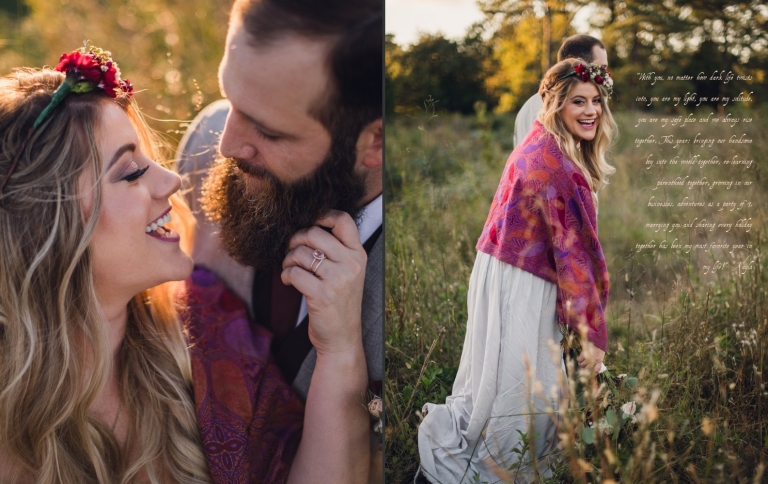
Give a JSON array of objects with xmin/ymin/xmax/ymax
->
[{"xmin": 232, "ymin": 157, "xmax": 278, "ymax": 182}]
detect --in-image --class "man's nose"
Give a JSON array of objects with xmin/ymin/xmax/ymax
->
[{"xmin": 220, "ymin": 109, "xmax": 257, "ymax": 160}]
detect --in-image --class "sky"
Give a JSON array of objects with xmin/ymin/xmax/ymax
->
[
  {"xmin": 386, "ymin": 0, "xmax": 595, "ymax": 47},
  {"xmin": 385, "ymin": 0, "xmax": 486, "ymax": 47}
]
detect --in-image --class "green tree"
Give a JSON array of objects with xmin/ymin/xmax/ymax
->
[
  {"xmin": 589, "ymin": 0, "xmax": 768, "ymax": 111},
  {"xmin": 388, "ymin": 33, "xmax": 493, "ymax": 115},
  {"xmin": 385, "ymin": 33, "xmax": 403, "ymax": 116},
  {"xmin": 478, "ymin": 0, "xmax": 587, "ymax": 112}
]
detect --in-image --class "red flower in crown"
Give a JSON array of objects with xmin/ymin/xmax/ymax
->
[
  {"xmin": 120, "ymin": 79, "xmax": 134, "ymax": 95},
  {"xmin": 573, "ymin": 63, "xmax": 589, "ymax": 81},
  {"xmin": 56, "ymin": 51, "xmax": 101, "ymax": 84},
  {"xmin": 101, "ymin": 67, "xmax": 118, "ymax": 94},
  {"xmin": 55, "ymin": 48, "xmax": 132, "ymax": 98},
  {"xmin": 560, "ymin": 62, "xmax": 614, "ymax": 97}
]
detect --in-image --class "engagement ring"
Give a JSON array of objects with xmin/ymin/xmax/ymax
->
[{"xmin": 310, "ymin": 249, "xmax": 326, "ymax": 275}]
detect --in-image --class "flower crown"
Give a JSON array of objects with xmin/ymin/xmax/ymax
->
[
  {"xmin": 34, "ymin": 46, "xmax": 134, "ymax": 129},
  {"xmin": 0, "ymin": 44, "xmax": 133, "ymax": 196},
  {"xmin": 560, "ymin": 62, "xmax": 613, "ymax": 96}
]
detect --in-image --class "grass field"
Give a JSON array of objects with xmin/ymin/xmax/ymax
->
[{"xmin": 384, "ymin": 103, "xmax": 768, "ymax": 483}]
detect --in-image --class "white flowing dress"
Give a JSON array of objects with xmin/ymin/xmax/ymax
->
[{"xmin": 418, "ymin": 251, "xmax": 566, "ymax": 484}]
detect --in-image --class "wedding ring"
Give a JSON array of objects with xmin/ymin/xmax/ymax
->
[{"xmin": 310, "ymin": 249, "xmax": 326, "ymax": 275}]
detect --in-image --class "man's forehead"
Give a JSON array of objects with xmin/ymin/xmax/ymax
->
[
  {"xmin": 219, "ymin": 24, "xmax": 334, "ymax": 123},
  {"xmin": 223, "ymin": 20, "xmax": 334, "ymax": 73},
  {"xmin": 591, "ymin": 45, "xmax": 609, "ymax": 67}
]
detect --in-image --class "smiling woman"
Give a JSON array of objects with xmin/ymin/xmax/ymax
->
[
  {"xmin": 0, "ymin": 45, "xmax": 309, "ymax": 482},
  {"xmin": 418, "ymin": 58, "xmax": 619, "ymax": 483},
  {"xmin": 0, "ymin": 60, "xmax": 212, "ymax": 481}
]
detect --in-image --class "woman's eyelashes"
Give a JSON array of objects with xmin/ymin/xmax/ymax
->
[{"xmin": 123, "ymin": 165, "xmax": 149, "ymax": 182}]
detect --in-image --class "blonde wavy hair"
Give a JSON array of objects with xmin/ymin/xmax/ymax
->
[
  {"xmin": 537, "ymin": 58, "xmax": 617, "ymax": 192},
  {"xmin": 0, "ymin": 69, "xmax": 211, "ymax": 483}
]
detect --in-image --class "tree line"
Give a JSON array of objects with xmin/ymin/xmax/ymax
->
[{"xmin": 387, "ymin": 0, "xmax": 768, "ymax": 116}]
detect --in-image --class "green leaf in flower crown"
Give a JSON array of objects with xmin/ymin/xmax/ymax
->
[
  {"xmin": 606, "ymin": 408, "xmax": 618, "ymax": 426},
  {"xmin": 71, "ymin": 81, "xmax": 97, "ymax": 94},
  {"xmin": 624, "ymin": 376, "xmax": 639, "ymax": 388}
]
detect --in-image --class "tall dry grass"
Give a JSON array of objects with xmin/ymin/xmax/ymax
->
[{"xmin": 385, "ymin": 103, "xmax": 768, "ymax": 483}]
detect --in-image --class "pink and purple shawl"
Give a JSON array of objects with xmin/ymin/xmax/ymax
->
[
  {"xmin": 476, "ymin": 121, "xmax": 610, "ymax": 351},
  {"xmin": 182, "ymin": 266, "xmax": 304, "ymax": 483}
]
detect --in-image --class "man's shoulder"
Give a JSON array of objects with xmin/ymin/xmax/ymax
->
[
  {"xmin": 196, "ymin": 98, "xmax": 231, "ymax": 125},
  {"xmin": 518, "ymin": 93, "xmax": 543, "ymax": 116},
  {"xmin": 513, "ymin": 94, "xmax": 544, "ymax": 147},
  {"xmin": 177, "ymin": 99, "xmax": 231, "ymax": 156}
]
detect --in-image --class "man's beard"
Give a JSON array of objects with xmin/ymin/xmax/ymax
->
[{"xmin": 200, "ymin": 138, "xmax": 367, "ymax": 271}]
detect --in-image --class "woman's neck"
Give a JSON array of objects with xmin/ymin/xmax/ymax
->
[
  {"xmin": 101, "ymin": 302, "xmax": 129, "ymax": 359},
  {"xmin": 90, "ymin": 296, "xmax": 130, "ymax": 443}
]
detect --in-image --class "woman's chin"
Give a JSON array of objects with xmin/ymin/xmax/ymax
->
[
  {"xmin": 570, "ymin": 131, "xmax": 596, "ymax": 143},
  {"xmin": 152, "ymin": 254, "xmax": 196, "ymax": 286},
  {"xmin": 175, "ymin": 255, "xmax": 196, "ymax": 280}
]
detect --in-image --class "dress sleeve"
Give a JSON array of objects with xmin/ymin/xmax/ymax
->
[
  {"xmin": 183, "ymin": 267, "xmax": 304, "ymax": 484},
  {"xmin": 542, "ymin": 171, "xmax": 610, "ymax": 351}
]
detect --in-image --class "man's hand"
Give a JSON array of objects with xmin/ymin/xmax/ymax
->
[
  {"xmin": 577, "ymin": 342, "xmax": 606, "ymax": 373},
  {"xmin": 281, "ymin": 210, "xmax": 367, "ymax": 356}
]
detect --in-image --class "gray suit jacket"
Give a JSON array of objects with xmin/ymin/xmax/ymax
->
[{"xmin": 177, "ymin": 100, "xmax": 384, "ymax": 400}]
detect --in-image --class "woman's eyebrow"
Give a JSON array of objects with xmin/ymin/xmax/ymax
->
[{"xmin": 108, "ymin": 143, "xmax": 136, "ymax": 170}]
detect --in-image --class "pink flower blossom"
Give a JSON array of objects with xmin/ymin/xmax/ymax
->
[{"xmin": 621, "ymin": 401, "xmax": 637, "ymax": 415}]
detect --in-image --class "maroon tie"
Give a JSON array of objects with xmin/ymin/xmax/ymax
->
[{"xmin": 269, "ymin": 269, "xmax": 303, "ymax": 342}]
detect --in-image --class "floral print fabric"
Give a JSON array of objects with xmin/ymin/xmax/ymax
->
[
  {"xmin": 182, "ymin": 266, "xmax": 304, "ymax": 483},
  {"xmin": 476, "ymin": 121, "xmax": 610, "ymax": 350}
]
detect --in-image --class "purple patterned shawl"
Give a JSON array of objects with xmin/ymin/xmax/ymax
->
[
  {"xmin": 476, "ymin": 121, "xmax": 610, "ymax": 351},
  {"xmin": 181, "ymin": 266, "xmax": 304, "ymax": 483}
]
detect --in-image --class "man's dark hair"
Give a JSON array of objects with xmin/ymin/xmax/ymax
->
[
  {"xmin": 232, "ymin": 0, "xmax": 382, "ymax": 147},
  {"xmin": 557, "ymin": 35, "xmax": 605, "ymax": 63}
]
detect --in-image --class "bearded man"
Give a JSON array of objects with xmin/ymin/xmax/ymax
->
[{"xmin": 177, "ymin": 0, "xmax": 382, "ymax": 480}]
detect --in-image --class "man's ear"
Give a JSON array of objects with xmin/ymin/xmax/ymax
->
[{"xmin": 356, "ymin": 118, "xmax": 382, "ymax": 169}]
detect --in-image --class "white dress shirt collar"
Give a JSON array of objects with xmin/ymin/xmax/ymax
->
[{"xmin": 296, "ymin": 193, "xmax": 382, "ymax": 327}]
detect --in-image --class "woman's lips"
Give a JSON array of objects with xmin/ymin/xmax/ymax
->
[
  {"xmin": 145, "ymin": 208, "xmax": 179, "ymax": 242},
  {"xmin": 147, "ymin": 226, "xmax": 180, "ymax": 242}
]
